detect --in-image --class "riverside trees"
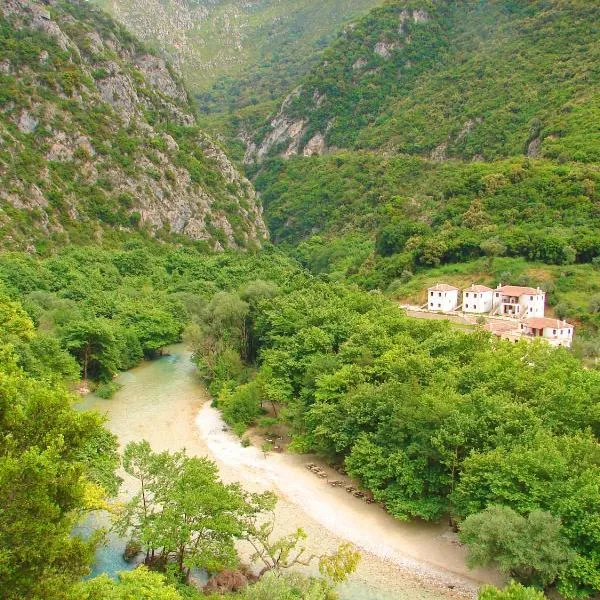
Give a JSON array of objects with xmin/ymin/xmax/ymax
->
[
  {"xmin": 0, "ymin": 244, "xmax": 301, "ymax": 386},
  {"xmin": 116, "ymin": 442, "xmax": 245, "ymax": 580},
  {"xmin": 197, "ymin": 279, "xmax": 600, "ymax": 597},
  {"xmin": 116, "ymin": 442, "xmax": 360, "ymax": 585},
  {"xmin": 0, "ymin": 295, "xmax": 120, "ymax": 599}
]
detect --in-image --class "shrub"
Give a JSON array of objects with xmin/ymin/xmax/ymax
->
[{"xmin": 95, "ymin": 381, "xmax": 122, "ymax": 399}]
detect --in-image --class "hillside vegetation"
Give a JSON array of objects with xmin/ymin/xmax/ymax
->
[
  {"xmin": 250, "ymin": 0, "xmax": 599, "ymax": 163},
  {"xmin": 250, "ymin": 0, "xmax": 600, "ymax": 345},
  {"xmin": 0, "ymin": 0, "xmax": 266, "ymax": 251},
  {"xmin": 94, "ymin": 0, "xmax": 383, "ymax": 114},
  {"xmin": 192, "ymin": 274, "xmax": 600, "ymax": 598}
]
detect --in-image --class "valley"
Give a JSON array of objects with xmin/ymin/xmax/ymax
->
[
  {"xmin": 81, "ymin": 345, "xmax": 500, "ymax": 599},
  {"xmin": 0, "ymin": 1, "xmax": 599, "ymax": 599}
]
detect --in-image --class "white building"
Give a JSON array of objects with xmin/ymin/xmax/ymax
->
[
  {"xmin": 520, "ymin": 317, "xmax": 574, "ymax": 348},
  {"xmin": 492, "ymin": 285, "xmax": 545, "ymax": 318},
  {"xmin": 428, "ymin": 284, "xmax": 459, "ymax": 312},
  {"xmin": 462, "ymin": 284, "xmax": 494, "ymax": 313}
]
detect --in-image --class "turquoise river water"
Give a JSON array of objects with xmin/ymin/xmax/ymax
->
[{"xmin": 78, "ymin": 346, "xmax": 500, "ymax": 599}]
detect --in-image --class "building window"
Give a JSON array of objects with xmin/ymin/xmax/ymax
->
[
  {"xmin": 438, "ymin": 292, "xmax": 441, "ymax": 297},
  {"xmin": 530, "ymin": 296, "xmax": 533, "ymax": 300},
  {"xmin": 438, "ymin": 303, "xmax": 441, "ymax": 308},
  {"xmin": 553, "ymin": 329, "xmax": 556, "ymax": 334}
]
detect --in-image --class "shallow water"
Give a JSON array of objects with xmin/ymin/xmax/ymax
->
[{"xmin": 81, "ymin": 345, "xmax": 500, "ymax": 599}]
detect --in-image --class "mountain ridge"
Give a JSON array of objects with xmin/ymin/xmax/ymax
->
[{"xmin": 94, "ymin": 0, "xmax": 384, "ymax": 114}]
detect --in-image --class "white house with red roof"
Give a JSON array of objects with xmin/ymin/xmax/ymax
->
[
  {"xmin": 417, "ymin": 282, "xmax": 574, "ymax": 347},
  {"xmin": 427, "ymin": 283, "xmax": 459, "ymax": 312},
  {"xmin": 491, "ymin": 285, "xmax": 545, "ymax": 318},
  {"xmin": 519, "ymin": 317, "xmax": 574, "ymax": 347},
  {"xmin": 462, "ymin": 284, "xmax": 494, "ymax": 313}
]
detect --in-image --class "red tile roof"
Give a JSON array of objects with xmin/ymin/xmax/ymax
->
[
  {"xmin": 464, "ymin": 284, "xmax": 493, "ymax": 292},
  {"xmin": 497, "ymin": 285, "xmax": 543, "ymax": 296},
  {"xmin": 428, "ymin": 283, "xmax": 459, "ymax": 292},
  {"xmin": 524, "ymin": 317, "xmax": 572, "ymax": 330}
]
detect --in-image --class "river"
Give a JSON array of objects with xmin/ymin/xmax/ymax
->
[{"xmin": 79, "ymin": 345, "xmax": 502, "ymax": 599}]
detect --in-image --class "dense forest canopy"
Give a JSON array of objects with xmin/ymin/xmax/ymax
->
[
  {"xmin": 1, "ymin": 0, "xmax": 599, "ymax": 598},
  {"xmin": 190, "ymin": 275, "xmax": 600, "ymax": 597}
]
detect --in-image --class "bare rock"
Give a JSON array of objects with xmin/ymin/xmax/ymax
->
[
  {"xmin": 76, "ymin": 135, "xmax": 96, "ymax": 157},
  {"xmin": 374, "ymin": 41, "xmax": 398, "ymax": 59},
  {"xmin": 162, "ymin": 133, "xmax": 179, "ymax": 153},
  {"xmin": 46, "ymin": 131, "xmax": 73, "ymax": 161},
  {"xmin": 203, "ymin": 569, "xmax": 256, "ymax": 594},
  {"xmin": 430, "ymin": 142, "xmax": 448, "ymax": 161},
  {"xmin": 527, "ymin": 137, "xmax": 541, "ymax": 157},
  {"xmin": 313, "ymin": 89, "xmax": 326, "ymax": 107},
  {"xmin": 96, "ymin": 63, "xmax": 139, "ymax": 122},
  {"xmin": 303, "ymin": 132, "xmax": 326, "ymax": 157},
  {"xmin": 245, "ymin": 87, "xmax": 306, "ymax": 163},
  {"xmin": 400, "ymin": 8, "xmax": 429, "ymax": 33},
  {"xmin": 456, "ymin": 117, "xmax": 482, "ymax": 142},
  {"xmin": 18, "ymin": 110, "xmax": 38, "ymax": 134},
  {"xmin": 135, "ymin": 54, "xmax": 187, "ymax": 103},
  {"xmin": 84, "ymin": 31, "xmax": 104, "ymax": 55},
  {"xmin": 413, "ymin": 9, "xmax": 429, "ymax": 23},
  {"xmin": 353, "ymin": 57, "xmax": 368, "ymax": 70}
]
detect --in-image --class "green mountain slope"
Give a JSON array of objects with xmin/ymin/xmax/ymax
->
[
  {"xmin": 93, "ymin": 0, "xmax": 383, "ymax": 114},
  {"xmin": 250, "ymin": 0, "xmax": 600, "ymax": 342},
  {"xmin": 249, "ymin": 0, "xmax": 600, "ymax": 163},
  {"xmin": 255, "ymin": 150, "xmax": 600, "ymax": 342},
  {"xmin": 0, "ymin": 0, "xmax": 267, "ymax": 252}
]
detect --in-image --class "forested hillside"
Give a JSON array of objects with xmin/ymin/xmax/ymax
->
[
  {"xmin": 192, "ymin": 275, "xmax": 600, "ymax": 598},
  {"xmin": 248, "ymin": 0, "xmax": 600, "ymax": 349},
  {"xmin": 0, "ymin": 0, "xmax": 267, "ymax": 251},
  {"xmin": 0, "ymin": 241, "xmax": 362, "ymax": 598},
  {"xmin": 250, "ymin": 0, "xmax": 599, "ymax": 162},
  {"xmin": 1, "ymin": 0, "xmax": 599, "ymax": 598},
  {"xmin": 93, "ymin": 0, "xmax": 383, "ymax": 114}
]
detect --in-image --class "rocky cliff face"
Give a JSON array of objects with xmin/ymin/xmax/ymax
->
[{"xmin": 0, "ymin": 0, "xmax": 267, "ymax": 250}]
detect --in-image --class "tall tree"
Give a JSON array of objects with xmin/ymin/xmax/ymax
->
[
  {"xmin": 459, "ymin": 506, "xmax": 575, "ymax": 588},
  {"xmin": 61, "ymin": 318, "xmax": 120, "ymax": 381},
  {"xmin": 116, "ymin": 443, "xmax": 245, "ymax": 581}
]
